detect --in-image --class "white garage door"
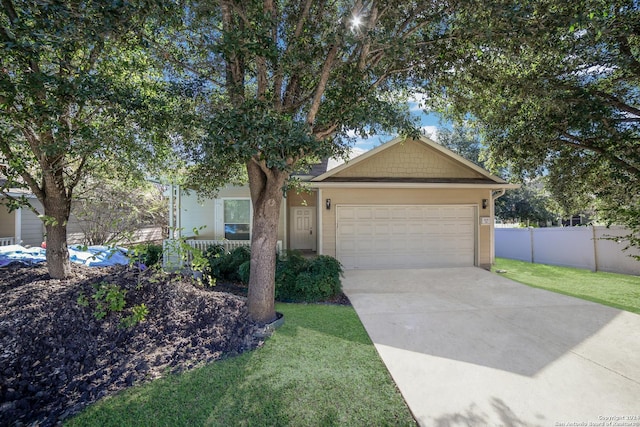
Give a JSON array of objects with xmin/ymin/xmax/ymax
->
[{"xmin": 336, "ymin": 205, "xmax": 476, "ymax": 269}]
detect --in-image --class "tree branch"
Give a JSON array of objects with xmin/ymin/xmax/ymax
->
[
  {"xmin": 592, "ymin": 90, "xmax": 640, "ymax": 118},
  {"xmin": 558, "ymin": 131, "xmax": 640, "ymax": 175},
  {"xmin": 0, "ymin": 136, "xmax": 45, "ymax": 201},
  {"xmin": 617, "ymin": 35, "xmax": 640, "ymax": 78},
  {"xmin": 307, "ymin": 43, "xmax": 339, "ymax": 127},
  {"xmin": 0, "ymin": 191, "xmax": 42, "ymax": 218},
  {"xmin": 1, "ymin": 0, "xmax": 18, "ymax": 23}
]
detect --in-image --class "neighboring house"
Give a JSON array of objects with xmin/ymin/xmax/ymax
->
[
  {"xmin": 0, "ymin": 190, "xmax": 46, "ymax": 247},
  {"xmin": 165, "ymin": 136, "xmax": 518, "ymax": 270},
  {"xmin": 1, "ymin": 182, "xmax": 162, "ymax": 248}
]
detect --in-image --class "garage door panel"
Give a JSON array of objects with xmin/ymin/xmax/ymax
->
[{"xmin": 337, "ymin": 205, "xmax": 476, "ymax": 269}]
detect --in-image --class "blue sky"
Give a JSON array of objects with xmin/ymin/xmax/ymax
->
[{"xmin": 350, "ymin": 101, "xmax": 450, "ymax": 154}]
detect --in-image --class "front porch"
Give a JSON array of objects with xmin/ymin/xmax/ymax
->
[
  {"xmin": 162, "ymin": 238, "xmax": 283, "ymax": 269},
  {"xmin": 1, "ymin": 237, "xmax": 15, "ymax": 246}
]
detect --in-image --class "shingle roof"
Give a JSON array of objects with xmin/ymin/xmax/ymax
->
[{"xmin": 293, "ymin": 158, "xmax": 329, "ymax": 178}]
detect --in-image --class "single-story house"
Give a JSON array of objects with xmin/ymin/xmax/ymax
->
[{"xmin": 165, "ymin": 135, "xmax": 519, "ymax": 270}]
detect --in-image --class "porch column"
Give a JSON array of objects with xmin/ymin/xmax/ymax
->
[
  {"xmin": 176, "ymin": 185, "xmax": 182, "ymax": 239},
  {"xmin": 168, "ymin": 184, "xmax": 174, "ymax": 236},
  {"xmin": 14, "ymin": 207, "xmax": 22, "ymax": 245}
]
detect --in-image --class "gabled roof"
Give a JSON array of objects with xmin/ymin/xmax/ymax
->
[{"xmin": 311, "ymin": 135, "xmax": 509, "ymax": 185}]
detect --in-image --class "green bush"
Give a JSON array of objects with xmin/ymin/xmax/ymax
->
[
  {"xmin": 238, "ymin": 260, "xmax": 251, "ymax": 284},
  {"xmin": 205, "ymin": 244, "xmax": 228, "ymax": 278},
  {"xmin": 92, "ymin": 282, "xmax": 127, "ymax": 320},
  {"xmin": 208, "ymin": 245, "xmax": 251, "ymax": 282},
  {"xmin": 275, "ymin": 252, "xmax": 343, "ymax": 302},
  {"xmin": 207, "ymin": 247, "xmax": 343, "ymax": 302},
  {"xmin": 130, "ymin": 243, "xmax": 163, "ymax": 268},
  {"xmin": 275, "ymin": 250, "xmax": 310, "ymax": 300}
]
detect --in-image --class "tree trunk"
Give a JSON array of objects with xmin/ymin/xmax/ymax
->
[
  {"xmin": 246, "ymin": 159, "xmax": 287, "ymax": 325},
  {"xmin": 42, "ymin": 196, "xmax": 72, "ymax": 279}
]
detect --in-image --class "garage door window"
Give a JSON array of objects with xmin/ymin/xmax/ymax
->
[{"xmin": 224, "ymin": 199, "xmax": 251, "ymax": 240}]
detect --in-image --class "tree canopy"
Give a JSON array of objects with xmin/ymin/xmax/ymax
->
[
  {"xmin": 424, "ymin": 0, "xmax": 639, "ymax": 237},
  {"xmin": 0, "ymin": 0, "xmax": 178, "ymax": 277},
  {"xmin": 153, "ymin": 0, "xmax": 463, "ymax": 323}
]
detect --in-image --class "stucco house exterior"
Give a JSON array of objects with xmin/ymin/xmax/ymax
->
[{"xmin": 165, "ymin": 135, "xmax": 518, "ymax": 270}]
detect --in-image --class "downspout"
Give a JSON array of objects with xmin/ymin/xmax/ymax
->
[
  {"xmin": 317, "ymin": 188, "xmax": 323, "ymax": 255},
  {"xmin": 490, "ymin": 189, "xmax": 507, "ymax": 265},
  {"xmin": 283, "ymin": 194, "xmax": 288, "ymax": 252}
]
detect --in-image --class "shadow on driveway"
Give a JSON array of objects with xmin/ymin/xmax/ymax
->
[{"xmin": 343, "ymin": 267, "xmax": 640, "ymax": 426}]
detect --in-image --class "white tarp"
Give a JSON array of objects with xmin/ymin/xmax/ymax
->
[{"xmin": 0, "ymin": 245, "xmax": 130, "ymax": 268}]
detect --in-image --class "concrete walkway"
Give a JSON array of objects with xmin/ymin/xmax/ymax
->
[{"xmin": 342, "ymin": 268, "xmax": 640, "ymax": 427}]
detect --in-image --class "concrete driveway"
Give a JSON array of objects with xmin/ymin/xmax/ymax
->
[{"xmin": 342, "ymin": 267, "xmax": 640, "ymax": 427}]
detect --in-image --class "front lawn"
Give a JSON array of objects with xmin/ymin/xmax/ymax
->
[
  {"xmin": 494, "ymin": 258, "xmax": 640, "ymax": 314},
  {"xmin": 66, "ymin": 303, "xmax": 416, "ymax": 426}
]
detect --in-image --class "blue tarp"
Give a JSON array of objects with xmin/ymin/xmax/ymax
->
[{"xmin": 0, "ymin": 244, "xmax": 131, "ymax": 268}]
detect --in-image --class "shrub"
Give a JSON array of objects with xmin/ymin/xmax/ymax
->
[
  {"xmin": 79, "ymin": 282, "xmax": 149, "ymax": 328},
  {"xmin": 275, "ymin": 252, "xmax": 343, "ymax": 303},
  {"xmin": 238, "ymin": 260, "xmax": 251, "ymax": 284},
  {"xmin": 130, "ymin": 243, "xmax": 163, "ymax": 268},
  {"xmin": 275, "ymin": 250, "xmax": 310, "ymax": 301},
  {"xmin": 307, "ymin": 255, "xmax": 343, "ymax": 299},
  {"xmin": 92, "ymin": 282, "xmax": 127, "ymax": 320},
  {"xmin": 206, "ymin": 244, "xmax": 229, "ymax": 279},
  {"xmin": 208, "ymin": 245, "xmax": 251, "ymax": 282}
]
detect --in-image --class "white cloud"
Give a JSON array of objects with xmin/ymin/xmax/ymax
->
[{"xmin": 421, "ymin": 125, "xmax": 439, "ymax": 141}]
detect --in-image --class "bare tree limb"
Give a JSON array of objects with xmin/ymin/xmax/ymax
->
[{"xmin": 307, "ymin": 44, "xmax": 339, "ymax": 127}]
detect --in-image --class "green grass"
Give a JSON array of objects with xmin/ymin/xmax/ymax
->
[
  {"xmin": 494, "ymin": 258, "xmax": 640, "ymax": 314},
  {"xmin": 66, "ymin": 303, "xmax": 415, "ymax": 427}
]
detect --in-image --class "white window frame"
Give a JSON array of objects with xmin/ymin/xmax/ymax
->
[{"xmin": 220, "ymin": 198, "xmax": 252, "ymax": 241}]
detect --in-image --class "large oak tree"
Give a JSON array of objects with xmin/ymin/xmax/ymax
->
[
  {"xmin": 159, "ymin": 0, "xmax": 456, "ymax": 324},
  {"xmin": 0, "ymin": 0, "xmax": 176, "ymax": 278}
]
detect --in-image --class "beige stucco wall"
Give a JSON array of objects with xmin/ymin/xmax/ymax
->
[
  {"xmin": 318, "ymin": 187, "xmax": 494, "ymax": 268},
  {"xmin": 286, "ymin": 189, "xmax": 316, "ymax": 208},
  {"xmin": 179, "ymin": 184, "xmax": 286, "ymax": 243},
  {"xmin": 332, "ymin": 139, "xmax": 485, "ymax": 179},
  {"xmin": 0, "ymin": 204, "xmax": 14, "ymax": 237}
]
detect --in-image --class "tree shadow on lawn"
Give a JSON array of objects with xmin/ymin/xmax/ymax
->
[
  {"xmin": 273, "ymin": 302, "xmax": 373, "ymax": 346},
  {"xmin": 68, "ymin": 303, "xmax": 412, "ymax": 427}
]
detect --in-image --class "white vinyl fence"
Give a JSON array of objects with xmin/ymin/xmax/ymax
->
[{"xmin": 495, "ymin": 226, "xmax": 640, "ymax": 275}]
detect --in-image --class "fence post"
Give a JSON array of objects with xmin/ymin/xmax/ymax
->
[
  {"xmin": 592, "ymin": 225, "xmax": 598, "ymax": 272},
  {"xmin": 529, "ymin": 227, "xmax": 535, "ymax": 263}
]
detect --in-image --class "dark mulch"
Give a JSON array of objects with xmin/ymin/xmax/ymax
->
[
  {"xmin": 0, "ymin": 263, "xmax": 262, "ymax": 427},
  {"xmin": 0, "ymin": 263, "xmax": 351, "ymax": 427}
]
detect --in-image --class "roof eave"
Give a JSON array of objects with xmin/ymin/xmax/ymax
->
[{"xmin": 310, "ymin": 182, "xmax": 521, "ymax": 189}]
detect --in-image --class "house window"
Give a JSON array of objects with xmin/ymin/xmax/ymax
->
[{"xmin": 224, "ymin": 199, "xmax": 251, "ymax": 240}]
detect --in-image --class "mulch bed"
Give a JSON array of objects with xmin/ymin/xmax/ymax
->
[{"xmin": 0, "ymin": 263, "xmax": 350, "ymax": 426}]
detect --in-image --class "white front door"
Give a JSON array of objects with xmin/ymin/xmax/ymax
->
[{"xmin": 290, "ymin": 207, "xmax": 316, "ymax": 251}]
